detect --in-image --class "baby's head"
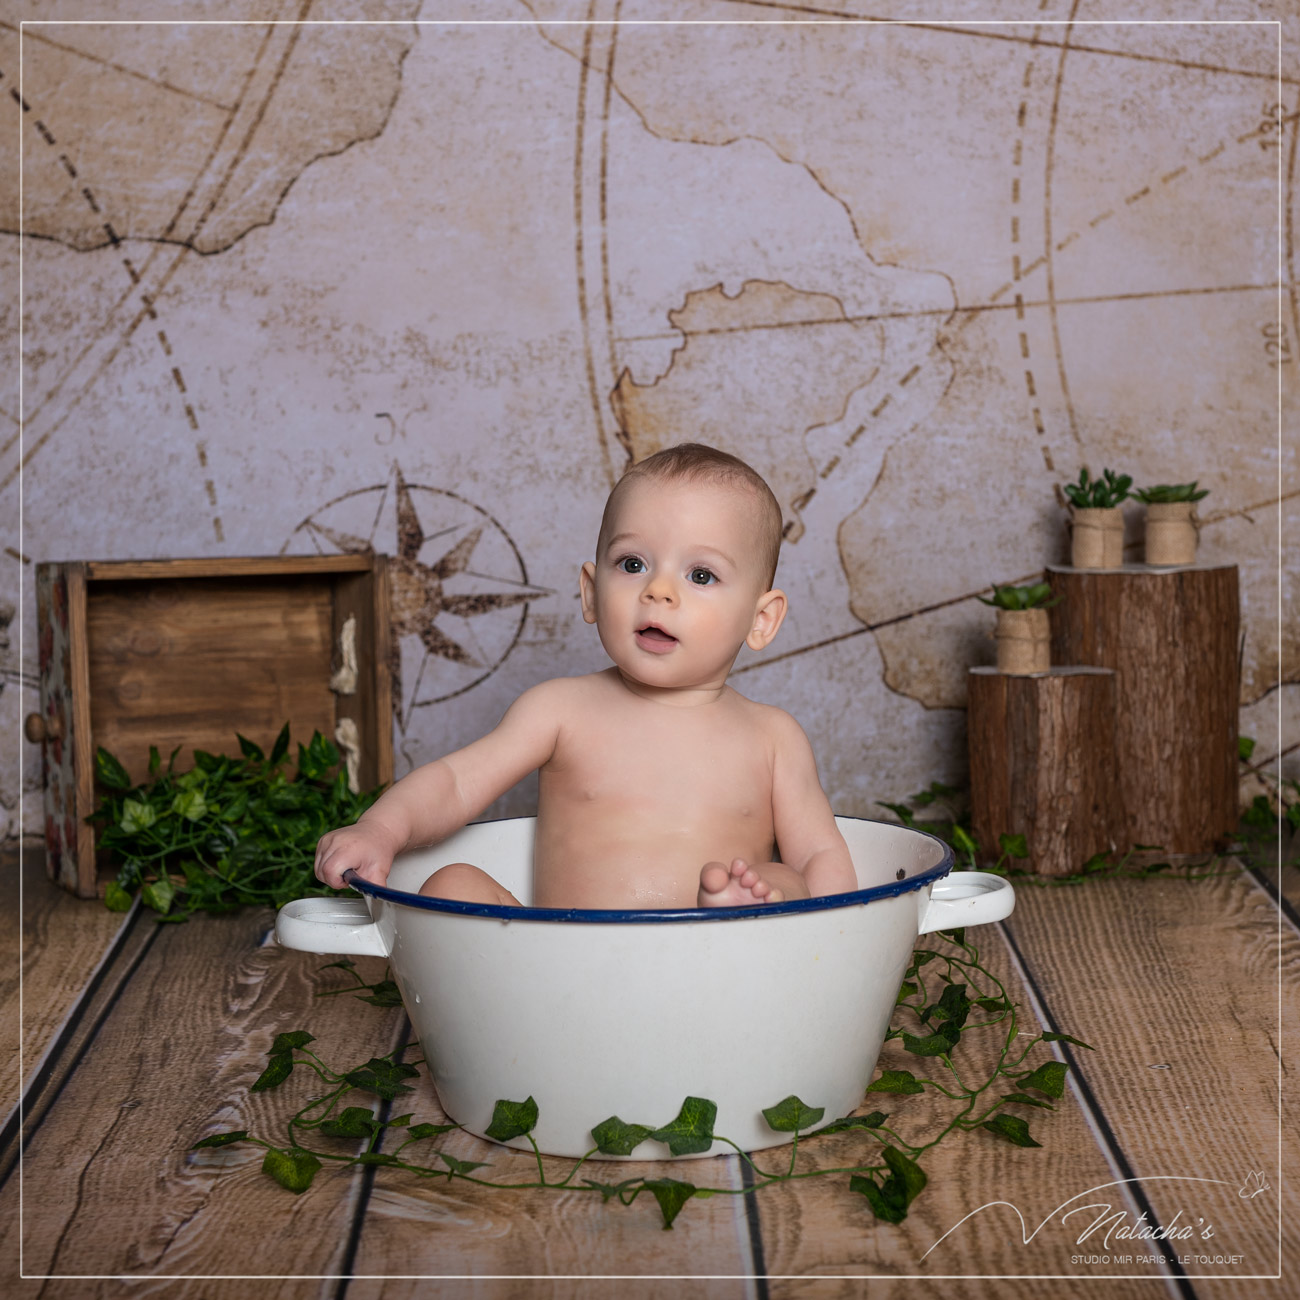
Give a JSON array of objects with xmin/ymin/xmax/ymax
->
[
  {"xmin": 596, "ymin": 443, "xmax": 784, "ymax": 590},
  {"xmin": 582, "ymin": 443, "xmax": 788, "ymax": 691}
]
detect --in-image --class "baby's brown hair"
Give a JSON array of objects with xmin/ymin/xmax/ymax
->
[{"xmin": 598, "ymin": 442, "xmax": 784, "ymax": 588}]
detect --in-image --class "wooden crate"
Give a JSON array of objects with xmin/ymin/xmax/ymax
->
[{"xmin": 28, "ymin": 555, "xmax": 393, "ymax": 897}]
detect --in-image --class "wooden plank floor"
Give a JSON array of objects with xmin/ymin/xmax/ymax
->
[{"xmin": 2, "ymin": 846, "xmax": 1296, "ymax": 1296}]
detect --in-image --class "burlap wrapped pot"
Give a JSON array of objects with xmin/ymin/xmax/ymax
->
[
  {"xmin": 1069, "ymin": 506, "xmax": 1124, "ymax": 569},
  {"xmin": 1144, "ymin": 501, "xmax": 1198, "ymax": 566},
  {"xmin": 995, "ymin": 608, "xmax": 1050, "ymax": 675}
]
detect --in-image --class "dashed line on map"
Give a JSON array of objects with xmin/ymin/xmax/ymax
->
[{"xmin": 1, "ymin": 63, "xmax": 224, "ymax": 541}]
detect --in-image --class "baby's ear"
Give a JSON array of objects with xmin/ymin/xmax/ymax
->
[
  {"xmin": 746, "ymin": 588, "xmax": 788, "ymax": 651},
  {"xmin": 579, "ymin": 561, "xmax": 598, "ymax": 624}
]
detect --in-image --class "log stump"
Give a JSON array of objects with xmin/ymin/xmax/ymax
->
[
  {"xmin": 1047, "ymin": 564, "xmax": 1238, "ymax": 853},
  {"xmin": 968, "ymin": 667, "xmax": 1124, "ymax": 877}
]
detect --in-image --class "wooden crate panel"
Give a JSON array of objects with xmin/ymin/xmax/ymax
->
[{"xmin": 86, "ymin": 577, "xmax": 336, "ymax": 782}]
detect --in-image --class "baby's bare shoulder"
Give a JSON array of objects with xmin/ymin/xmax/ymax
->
[{"xmin": 725, "ymin": 691, "xmax": 810, "ymax": 748}]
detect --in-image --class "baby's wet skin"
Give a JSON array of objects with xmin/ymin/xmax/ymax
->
[{"xmin": 698, "ymin": 857, "xmax": 787, "ymax": 907}]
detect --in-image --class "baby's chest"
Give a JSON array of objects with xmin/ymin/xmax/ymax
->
[{"xmin": 552, "ymin": 715, "xmax": 773, "ymax": 815}]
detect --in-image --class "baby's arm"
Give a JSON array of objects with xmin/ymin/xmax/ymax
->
[
  {"xmin": 314, "ymin": 679, "xmax": 566, "ymax": 888},
  {"xmin": 767, "ymin": 710, "xmax": 857, "ymax": 898}
]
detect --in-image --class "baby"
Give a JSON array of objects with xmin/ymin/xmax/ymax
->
[{"xmin": 314, "ymin": 442, "xmax": 856, "ymax": 909}]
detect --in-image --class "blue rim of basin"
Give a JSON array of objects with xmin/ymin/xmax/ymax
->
[{"xmin": 345, "ymin": 816, "xmax": 956, "ymax": 924}]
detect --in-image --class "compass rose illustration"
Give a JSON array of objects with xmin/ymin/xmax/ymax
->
[{"xmin": 285, "ymin": 465, "xmax": 550, "ymax": 729}]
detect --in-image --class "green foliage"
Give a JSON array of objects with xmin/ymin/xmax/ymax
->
[
  {"xmin": 1238, "ymin": 735, "xmax": 1257, "ymax": 762},
  {"xmin": 196, "ymin": 932, "xmax": 1084, "ymax": 1233},
  {"xmin": 650, "ymin": 1097, "xmax": 717, "ymax": 1156},
  {"xmin": 1133, "ymin": 481, "xmax": 1209, "ymax": 504},
  {"xmin": 1063, "ymin": 466, "xmax": 1132, "ymax": 509},
  {"xmin": 976, "ymin": 581, "xmax": 1060, "ymax": 611},
  {"xmin": 484, "ymin": 1097, "xmax": 539, "ymax": 1143},
  {"xmin": 761, "ymin": 1095, "xmax": 825, "ymax": 1133},
  {"xmin": 91, "ymin": 724, "xmax": 384, "ymax": 919}
]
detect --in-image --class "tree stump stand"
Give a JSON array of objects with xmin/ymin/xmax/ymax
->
[
  {"xmin": 1046, "ymin": 564, "xmax": 1238, "ymax": 853},
  {"xmin": 968, "ymin": 667, "xmax": 1124, "ymax": 877}
]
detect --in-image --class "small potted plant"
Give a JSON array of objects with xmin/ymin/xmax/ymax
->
[
  {"xmin": 1063, "ymin": 467, "xmax": 1131, "ymax": 569},
  {"xmin": 1134, "ymin": 481, "xmax": 1208, "ymax": 566},
  {"xmin": 978, "ymin": 581, "xmax": 1060, "ymax": 675}
]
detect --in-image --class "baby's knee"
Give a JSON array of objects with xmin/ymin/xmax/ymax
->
[{"xmin": 419, "ymin": 862, "xmax": 518, "ymax": 907}]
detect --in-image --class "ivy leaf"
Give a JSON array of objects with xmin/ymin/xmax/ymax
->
[
  {"xmin": 484, "ymin": 1097, "xmax": 539, "ymax": 1142},
  {"xmin": 895, "ymin": 980, "xmax": 918, "ymax": 1005},
  {"xmin": 818, "ymin": 1111, "xmax": 887, "ymax": 1135},
  {"xmin": 120, "ymin": 798, "xmax": 157, "ymax": 834},
  {"xmin": 344, "ymin": 1058, "xmax": 419, "ymax": 1100},
  {"xmin": 252, "ymin": 1052, "xmax": 294, "ymax": 1091},
  {"xmin": 262, "ymin": 1147, "xmax": 321, "ymax": 1193},
  {"xmin": 591, "ymin": 1116, "xmax": 655, "ymax": 1156},
  {"xmin": 269, "ymin": 722, "xmax": 291, "ymax": 767},
  {"xmin": 901, "ymin": 1030, "xmax": 957, "ymax": 1057},
  {"xmin": 358, "ymin": 980, "xmax": 404, "ymax": 1008},
  {"xmin": 851, "ymin": 1172, "xmax": 906, "ymax": 1224},
  {"xmin": 1041, "ymin": 1032, "xmax": 1094, "ymax": 1050},
  {"xmin": 867, "ymin": 1070, "xmax": 925, "ymax": 1095},
  {"xmin": 642, "ymin": 1177, "xmax": 697, "ymax": 1229},
  {"xmin": 850, "ymin": 1147, "xmax": 926, "ymax": 1224},
  {"xmin": 357, "ymin": 1152, "xmax": 400, "ymax": 1167},
  {"xmin": 172, "ymin": 788, "xmax": 208, "ymax": 821},
  {"xmin": 998, "ymin": 832, "xmax": 1030, "ymax": 859},
  {"xmin": 581, "ymin": 1176, "xmax": 643, "ymax": 1204},
  {"xmin": 388, "ymin": 1114, "xmax": 412, "ymax": 1128},
  {"xmin": 104, "ymin": 882, "xmax": 134, "ymax": 912},
  {"xmin": 237, "ymin": 733, "xmax": 266, "ymax": 762},
  {"xmin": 96, "ymin": 747, "xmax": 133, "ymax": 791},
  {"xmin": 270, "ymin": 1030, "xmax": 315, "ymax": 1054},
  {"xmin": 192, "ymin": 1130, "xmax": 249, "ymax": 1149},
  {"xmin": 650, "ymin": 1097, "xmax": 717, "ymax": 1156},
  {"xmin": 319, "ymin": 1107, "xmax": 379, "ymax": 1139},
  {"xmin": 193, "ymin": 750, "xmax": 223, "ymax": 774},
  {"xmin": 951, "ymin": 825, "xmax": 978, "ymax": 857},
  {"xmin": 140, "ymin": 877, "xmax": 175, "ymax": 914},
  {"xmin": 438, "ymin": 1152, "xmax": 488, "ymax": 1176},
  {"xmin": 1001, "ymin": 1092, "xmax": 1055, "ymax": 1110},
  {"xmin": 927, "ymin": 982, "xmax": 971, "ymax": 1031},
  {"xmin": 975, "ymin": 996, "xmax": 1011, "ymax": 1012},
  {"xmin": 761, "ymin": 1095, "xmax": 825, "ymax": 1133},
  {"xmin": 406, "ymin": 1122, "xmax": 458, "ymax": 1141},
  {"xmin": 1017, "ymin": 1061, "xmax": 1068, "ymax": 1099},
  {"xmin": 148, "ymin": 745, "xmax": 161, "ymax": 776},
  {"xmin": 981, "ymin": 1114, "xmax": 1041, "ymax": 1147},
  {"xmin": 1238, "ymin": 735, "xmax": 1256, "ymax": 762},
  {"xmin": 876, "ymin": 801, "xmax": 916, "ymax": 827}
]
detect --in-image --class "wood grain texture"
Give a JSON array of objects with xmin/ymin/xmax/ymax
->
[
  {"xmin": 68, "ymin": 563, "xmax": 98, "ymax": 896},
  {"xmin": 85, "ymin": 577, "xmax": 337, "ymax": 782},
  {"xmin": 968, "ymin": 667, "xmax": 1123, "ymax": 876},
  {"xmin": 86, "ymin": 555, "xmax": 375, "ymax": 581},
  {"xmin": 1004, "ymin": 867, "xmax": 1298, "ymax": 1289},
  {"xmin": 344, "ymin": 1089, "xmax": 754, "ymax": 1292},
  {"xmin": 0, "ymin": 906, "xmax": 403, "ymax": 1294},
  {"xmin": 1047, "ymin": 564, "xmax": 1238, "ymax": 852},
  {"xmin": 755, "ymin": 925, "xmax": 1166, "ymax": 1293},
  {"xmin": 0, "ymin": 846, "xmax": 133, "ymax": 1150}
]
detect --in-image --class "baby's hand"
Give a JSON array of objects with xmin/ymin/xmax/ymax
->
[
  {"xmin": 697, "ymin": 858, "xmax": 785, "ymax": 908},
  {"xmin": 314, "ymin": 822, "xmax": 400, "ymax": 890}
]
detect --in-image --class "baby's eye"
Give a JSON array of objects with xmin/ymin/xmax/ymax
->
[
  {"xmin": 617, "ymin": 556, "xmax": 646, "ymax": 574},
  {"xmin": 688, "ymin": 567, "xmax": 717, "ymax": 586}
]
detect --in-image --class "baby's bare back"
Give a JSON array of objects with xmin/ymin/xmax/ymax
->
[{"xmin": 532, "ymin": 670, "xmax": 778, "ymax": 908}]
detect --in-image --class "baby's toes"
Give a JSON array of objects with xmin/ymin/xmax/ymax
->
[{"xmin": 700, "ymin": 862, "xmax": 732, "ymax": 895}]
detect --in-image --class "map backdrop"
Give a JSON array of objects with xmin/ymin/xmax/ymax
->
[{"xmin": 2, "ymin": 0, "xmax": 1296, "ymax": 844}]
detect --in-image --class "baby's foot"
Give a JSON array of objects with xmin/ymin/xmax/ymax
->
[{"xmin": 697, "ymin": 858, "xmax": 785, "ymax": 908}]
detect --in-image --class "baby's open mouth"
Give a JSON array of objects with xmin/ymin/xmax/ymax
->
[{"xmin": 631, "ymin": 624, "xmax": 676, "ymax": 650}]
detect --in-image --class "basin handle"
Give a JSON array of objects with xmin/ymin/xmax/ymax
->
[
  {"xmin": 917, "ymin": 871, "xmax": 1015, "ymax": 935},
  {"xmin": 274, "ymin": 896, "xmax": 389, "ymax": 956}
]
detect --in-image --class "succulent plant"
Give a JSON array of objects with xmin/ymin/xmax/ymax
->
[
  {"xmin": 1062, "ymin": 467, "xmax": 1132, "ymax": 510},
  {"xmin": 977, "ymin": 582, "xmax": 1061, "ymax": 611},
  {"xmin": 1132, "ymin": 481, "xmax": 1209, "ymax": 504}
]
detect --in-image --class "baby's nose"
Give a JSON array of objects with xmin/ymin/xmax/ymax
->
[{"xmin": 643, "ymin": 572, "xmax": 678, "ymax": 602}]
